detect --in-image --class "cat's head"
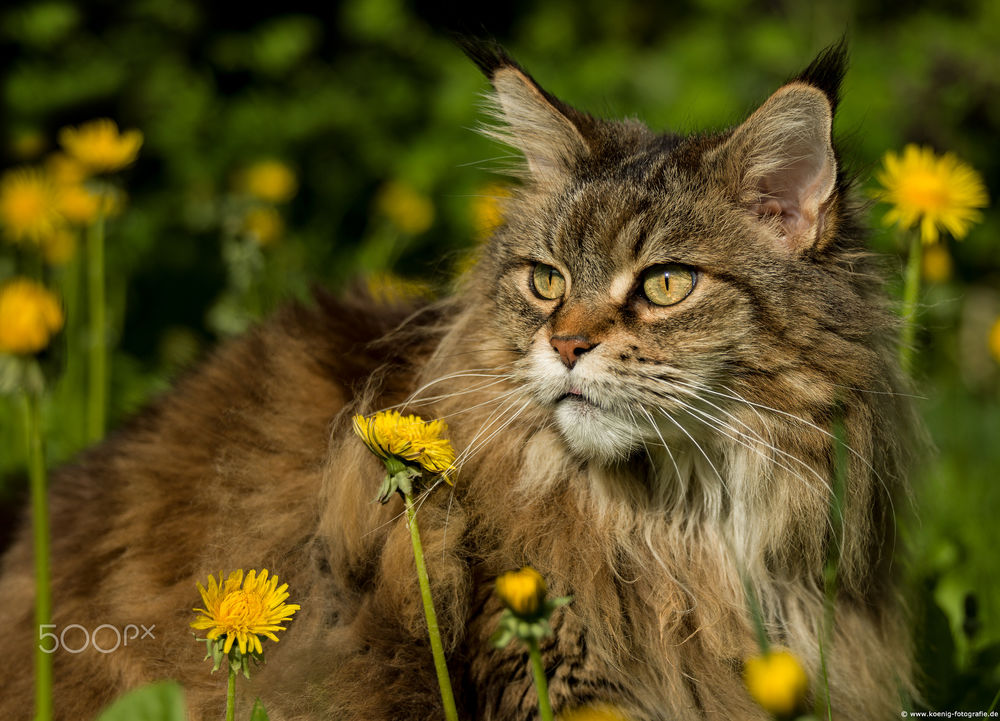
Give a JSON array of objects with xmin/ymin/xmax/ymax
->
[{"xmin": 463, "ymin": 40, "xmax": 890, "ymax": 466}]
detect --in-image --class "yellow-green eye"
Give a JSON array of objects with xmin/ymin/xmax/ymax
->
[
  {"xmin": 531, "ymin": 263, "xmax": 566, "ymax": 300},
  {"xmin": 641, "ymin": 264, "xmax": 696, "ymax": 306}
]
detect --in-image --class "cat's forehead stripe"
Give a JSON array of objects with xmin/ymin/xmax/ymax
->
[{"xmin": 609, "ymin": 272, "xmax": 634, "ymax": 303}]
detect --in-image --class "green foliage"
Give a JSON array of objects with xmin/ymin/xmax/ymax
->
[
  {"xmin": 250, "ymin": 699, "xmax": 271, "ymax": 721},
  {"xmin": 1, "ymin": 0, "xmax": 998, "ymax": 713},
  {"xmin": 94, "ymin": 681, "xmax": 185, "ymax": 721}
]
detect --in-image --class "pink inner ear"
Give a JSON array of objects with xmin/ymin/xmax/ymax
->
[
  {"xmin": 750, "ymin": 148, "xmax": 834, "ymax": 250},
  {"xmin": 750, "ymin": 198, "xmax": 784, "ymax": 217},
  {"xmin": 750, "ymin": 194, "xmax": 816, "ymax": 247},
  {"xmin": 722, "ymin": 83, "xmax": 838, "ymax": 252}
]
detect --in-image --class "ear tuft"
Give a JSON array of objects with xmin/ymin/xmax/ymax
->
[
  {"xmin": 794, "ymin": 38, "xmax": 848, "ymax": 113},
  {"xmin": 458, "ymin": 36, "xmax": 590, "ymax": 181},
  {"xmin": 455, "ymin": 35, "xmax": 517, "ymax": 80}
]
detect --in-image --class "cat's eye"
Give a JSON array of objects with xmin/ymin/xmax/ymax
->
[
  {"xmin": 641, "ymin": 264, "xmax": 696, "ymax": 306},
  {"xmin": 531, "ymin": 263, "xmax": 566, "ymax": 300}
]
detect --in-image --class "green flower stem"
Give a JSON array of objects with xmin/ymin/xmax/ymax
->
[
  {"xmin": 24, "ymin": 392, "xmax": 52, "ymax": 721},
  {"xmin": 60, "ymin": 247, "xmax": 86, "ymax": 450},
  {"xmin": 742, "ymin": 576, "xmax": 770, "ymax": 656},
  {"xmin": 226, "ymin": 664, "xmax": 235, "ymax": 721},
  {"xmin": 899, "ymin": 230, "xmax": 923, "ymax": 376},
  {"xmin": 404, "ymin": 491, "xmax": 459, "ymax": 721},
  {"xmin": 527, "ymin": 638, "xmax": 554, "ymax": 721},
  {"xmin": 86, "ymin": 212, "xmax": 107, "ymax": 443},
  {"xmin": 987, "ymin": 685, "xmax": 1000, "ymax": 715}
]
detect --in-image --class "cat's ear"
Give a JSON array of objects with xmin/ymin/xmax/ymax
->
[
  {"xmin": 713, "ymin": 43, "xmax": 846, "ymax": 253},
  {"xmin": 459, "ymin": 38, "xmax": 590, "ymax": 180}
]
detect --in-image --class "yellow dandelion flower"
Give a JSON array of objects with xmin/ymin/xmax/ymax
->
[
  {"xmin": 989, "ymin": 317, "xmax": 1000, "ymax": 365},
  {"xmin": 0, "ymin": 278, "xmax": 64, "ymax": 355},
  {"xmin": 875, "ymin": 144, "xmax": 988, "ymax": 244},
  {"xmin": 191, "ymin": 569, "xmax": 300, "ymax": 656},
  {"xmin": 558, "ymin": 705, "xmax": 632, "ymax": 721},
  {"xmin": 352, "ymin": 410, "xmax": 456, "ymax": 482},
  {"xmin": 40, "ymin": 227, "xmax": 77, "ymax": 265},
  {"xmin": 0, "ymin": 167, "xmax": 64, "ymax": 244},
  {"xmin": 743, "ymin": 649, "xmax": 809, "ymax": 718},
  {"xmin": 242, "ymin": 206, "xmax": 284, "ymax": 246},
  {"xmin": 495, "ymin": 566, "xmax": 547, "ymax": 619},
  {"xmin": 59, "ymin": 119, "xmax": 143, "ymax": 174},
  {"xmin": 239, "ymin": 160, "xmax": 298, "ymax": 203},
  {"xmin": 376, "ymin": 181, "xmax": 434, "ymax": 235},
  {"xmin": 471, "ymin": 183, "xmax": 510, "ymax": 240}
]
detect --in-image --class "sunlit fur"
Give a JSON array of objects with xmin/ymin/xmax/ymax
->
[{"xmin": 0, "ymin": 42, "xmax": 919, "ymax": 720}]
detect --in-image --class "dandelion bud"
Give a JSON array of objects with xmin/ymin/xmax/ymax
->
[
  {"xmin": 743, "ymin": 649, "xmax": 809, "ymax": 718},
  {"xmin": 495, "ymin": 566, "xmax": 548, "ymax": 619}
]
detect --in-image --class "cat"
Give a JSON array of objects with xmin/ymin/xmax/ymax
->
[{"xmin": 0, "ymin": 38, "xmax": 919, "ymax": 720}]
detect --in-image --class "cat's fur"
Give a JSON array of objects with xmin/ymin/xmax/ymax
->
[{"xmin": 0, "ymin": 40, "xmax": 917, "ymax": 720}]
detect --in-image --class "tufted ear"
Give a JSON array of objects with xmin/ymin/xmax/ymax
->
[
  {"xmin": 459, "ymin": 38, "xmax": 591, "ymax": 181},
  {"xmin": 713, "ymin": 43, "xmax": 846, "ymax": 252}
]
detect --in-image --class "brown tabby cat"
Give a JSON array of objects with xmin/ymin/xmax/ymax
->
[{"xmin": 0, "ymin": 40, "xmax": 918, "ymax": 720}]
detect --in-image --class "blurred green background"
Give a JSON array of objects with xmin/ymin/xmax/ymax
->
[{"xmin": 1, "ymin": 0, "xmax": 998, "ymax": 712}]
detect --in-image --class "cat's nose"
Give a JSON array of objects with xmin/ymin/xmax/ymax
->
[{"xmin": 550, "ymin": 335, "xmax": 596, "ymax": 368}]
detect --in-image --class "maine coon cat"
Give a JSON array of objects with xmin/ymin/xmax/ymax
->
[{"xmin": 0, "ymin": 39, "xmax": 917, "ymax": 720}]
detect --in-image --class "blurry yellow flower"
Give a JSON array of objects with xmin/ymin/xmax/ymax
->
[
  {"xmin": 0, "ymin": 278, "xmax": 64, "ymax": 355},
  {"xmin": 743, "ymin": 649, "xmax": 809, "ymax": 718},
  {"xmin": 989, "ymin": 317, "xmax": 1000, "ymax": 365},
  {"xmin": 365, "ymin": 272, "xmax": 433, "ymax": 305},
  {"xmin": 242, "ymin": 206, "xmax": 284, "ymax": 246},
  {"xmin": 11, "ymin": 129, "xmax": 46, "ymax": 160},
  {"xmin": 922, "ymin": 243, "xmax": 953, "ymax": 284},
  {"xmin": 40, "ymin": 227, "xmax": 77, "ymax": 265},
  {"xmin": 191, "ymin": 569, "xmax": 299, "ymax": 656},
  {"xmin": 59, "ymin": 119, "xmax": 143, "ymax": 173},
  {"xmin": 558, "ymin": 706, "xmax": 631, "ymax": 721},
  {"xmin": 57, "ymin": 183, "xmax": 101, "ymax": 225},
  {"xmin": 376, "ymin": 181, "xmax": 434, "ymax": 235},
  {"xmin": 353, "ymin": 410, "xmax": 455, "ymax": 483},
  {"xmin": 0, "ymin": 167, "xmax": 64, "ymax": 244},
  {"xmin": 472, "ymin": 183, "xmax": 510, "ymax": 240},
  {"xmin": 495, "ymin": 566, "xmax": 547, "ymax": 619},
  {"xmin": 875, "ymin": 145, "xmax": 988, "ymax": 244},
  {"xmin": 46, "ymin": 152, "xmax": 89, "ymax": 185},
  {"xmin": 240, "ymin": 160, "xmax": 298, "ymax": 203}
]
